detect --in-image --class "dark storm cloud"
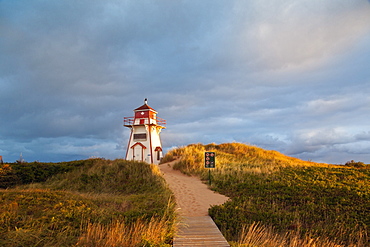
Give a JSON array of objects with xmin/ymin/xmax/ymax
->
[{"xmin": 1, "ymin": 0, "xmax": 370, "ymax": 163}]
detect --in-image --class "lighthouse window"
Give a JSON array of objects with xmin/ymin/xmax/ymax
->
[{"xmin": 134, "ymin": 133, "xmax": 147, "ymax": 140}]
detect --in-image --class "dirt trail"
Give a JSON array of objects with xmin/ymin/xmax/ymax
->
[{"xmin": 159, "ymin": 160, "xmax": 229, "ymax": 216}]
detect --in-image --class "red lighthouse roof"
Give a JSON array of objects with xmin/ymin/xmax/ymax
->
[
  {"xmin": 134, "ymin": 99, "xmax": 157, "ymax": 113},
  {"xmin": 134, "ymin": 103, "xmax": 155, "ymax": 111}
]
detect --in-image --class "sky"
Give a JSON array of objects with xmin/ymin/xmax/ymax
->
[{"xmin": 1, "ymin": 0, "xmax": 370, "ymax": 164}]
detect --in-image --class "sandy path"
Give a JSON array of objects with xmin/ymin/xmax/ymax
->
[{"xmin": 159, "ymin": 160, "xmax": 229, "ymax": 216}]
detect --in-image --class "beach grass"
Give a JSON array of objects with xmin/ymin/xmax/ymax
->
[{"xmin": 163, "ymin": 142, "xmax": 370, "ymax": 246}]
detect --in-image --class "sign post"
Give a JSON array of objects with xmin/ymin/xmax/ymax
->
[{"xmin": 205, "ymin": 152, "xmax": 216, "ymax": 185}]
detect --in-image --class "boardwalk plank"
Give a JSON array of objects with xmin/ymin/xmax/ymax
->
[{"xmin": 173, "ymin": 216, "xmax": 230, "ymax": 247}]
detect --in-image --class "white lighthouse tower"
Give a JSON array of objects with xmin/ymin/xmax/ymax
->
[{"xmin": 124, "ymin": 99, "xmax": 166, "ymax": 164}]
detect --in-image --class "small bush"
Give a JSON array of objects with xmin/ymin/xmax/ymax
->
[
  {"xmin": 345, "ymin": 160, "xmax": 368, "ymax": 168},
  {"xmin": 0, "ymin": 160, "xmax": 89, "ymax": 188}
]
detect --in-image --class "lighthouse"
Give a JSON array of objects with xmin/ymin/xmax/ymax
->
[{"xmin": 124, "ymin": 99, "xmax": 166, "ymax": 164}]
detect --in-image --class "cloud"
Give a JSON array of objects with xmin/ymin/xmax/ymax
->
[
  {"xmin": 1, "ymin": 0, "xmax": 370, "ymax": 163},
  {"xmin": 234, "ymin": 0, "xmax": 370, "ymax": 70}
]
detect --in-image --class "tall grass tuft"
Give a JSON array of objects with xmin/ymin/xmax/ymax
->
[
  {"xmin": 235, "ymin": 222, "xmax": 366, "ymax": 247},
  {"xmin": 76, "ymin": 216, "xmax": 172, "ymax": 247}
]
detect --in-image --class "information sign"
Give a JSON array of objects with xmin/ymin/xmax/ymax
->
[{"xmin": 205, "ymin": 152, "xmax": 216, "ymax": 168}]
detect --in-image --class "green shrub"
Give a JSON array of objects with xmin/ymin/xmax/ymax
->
[
  {"xmin": 345, "ymin": 160, "xmax": 368, "ymax": 168},
  {"xmin": 0, "ymin": 160, "xmax": 88, "ymax": 188}
]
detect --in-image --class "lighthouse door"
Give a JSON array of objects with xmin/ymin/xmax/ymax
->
[{"xmin": 133, "ymin": 145, "xmax": 143, "ymax": 161}]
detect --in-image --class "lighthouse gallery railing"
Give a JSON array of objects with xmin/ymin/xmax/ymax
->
[{"xmin": 123, "ymin": 116, "xmax": 166, "ymax": 126}]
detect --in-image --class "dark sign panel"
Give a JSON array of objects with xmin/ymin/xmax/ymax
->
[
  {"xmin": 205, "ymin": 152, "xmax": 216, "ymax": 168},
  {"xmin": 133, "ymin": 133, "xmax": 147, "ymax": 140}
]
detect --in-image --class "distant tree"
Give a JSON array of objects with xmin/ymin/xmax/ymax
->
[
  {"xmin": 0, "ymin": 164, "xmax": 20, "ymax": 188},
  {"xmin": 345, "ymin": 160, "xmax": 367, "ymax": 168}
]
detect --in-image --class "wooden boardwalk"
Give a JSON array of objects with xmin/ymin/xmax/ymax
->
[{"xmin": 173, "ymin": 216, "xmax": 230, "ymax": 247}]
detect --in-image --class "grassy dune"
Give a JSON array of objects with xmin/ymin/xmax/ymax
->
[
  {"xmin": 0, "ymin": 159, "xmax": 176, "ymax": 246},
  {"xmin": 162, "ymin": 143, "xmax": 370, "ymax": 247}
]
